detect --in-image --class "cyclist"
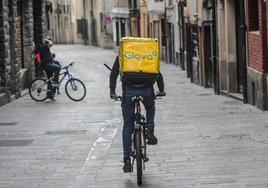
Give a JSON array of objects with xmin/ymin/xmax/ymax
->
[
  {"xmin": 39, "ymin": 37, "xmax": 61, "ymax": 100},
  {"xmin": 109, "ymin": 55, "xmax": 165, "ymax": 172}
]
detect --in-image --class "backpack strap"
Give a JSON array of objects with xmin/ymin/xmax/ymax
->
[{"xmin": 34, "ymin": 52, "xmax": 41, "ymax": 64}]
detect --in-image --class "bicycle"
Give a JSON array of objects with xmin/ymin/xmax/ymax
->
[
  {"xmin": 115, "ymin": 95, "xmax": 161, "ymax": 186},
  {"xmin": 29, "ymin": 62, "xmax": 86, "ymax": 102}
]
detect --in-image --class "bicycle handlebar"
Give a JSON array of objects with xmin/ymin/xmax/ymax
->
[
  {"xmin": 62, "ymin": 62, "xmax": 74, "ymax": 70},
  {"xmin": 112, "ymin": 95, "xmax": 163, "ymax": 102},
  {"xmin": 113, "ymin": 96, "xmax": 122, "ymax": 101},
  {"xmin": 104, "ymin": 64, "xmax": 112, "ymax": 71}
]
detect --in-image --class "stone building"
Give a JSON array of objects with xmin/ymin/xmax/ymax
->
[
  {"xmin": 49, "ymin": 0, "xmax": 74, "ymax": 44},
  {"xmin": 49, "ymin": 0, "xmax": 113, "ymax": 48},
  {"xmin": 129, "ymin": 0, "xmax": 140, "ymax": 37},
  {"xmin": 111, "ymin": 0, "xmax": 130, "ymax": 47},
  {"xmin": 0, "ymin": 0, "xmax": 48, "ymax": 106},
  {"xmin": 146, "ymin": 0, "xmax": 165, "ymax": 60},
  {"xmin": 217, "ymin": 0, "xmax": 247, "ymax": 101},
  {"xmin": 246, "ymin": 0, "xmax": 268, "ymax": 110}
]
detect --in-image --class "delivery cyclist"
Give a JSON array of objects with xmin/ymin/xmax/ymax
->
[{"xmin": 110, "ymin": 54, "xmax": 164, "ymax": 172}]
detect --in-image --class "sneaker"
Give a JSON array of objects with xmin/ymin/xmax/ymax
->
[
  {"xmin": 157, "ymin": 91, "xmax": 166, "ymax": 96},
  {"xmin": 146, "ymin": 127, "xmax": 158, "ymax": 145},
  {"xmin": 47, "ymin": 95, "xmax": 55, "ymax": 101},
  {"xmin": 47, "ymin": 91, "xmax": 55, "ymax": 101},
  {"xmin": 123, "ymin": 159, "xmax": 131, "ymax": 173}
]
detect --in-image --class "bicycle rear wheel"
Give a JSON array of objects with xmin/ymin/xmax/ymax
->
[
  {"xmin": 65, "ymin": 78, "xmax": 86, "ymax": 101},
  {"xmin": 135, "ymin": 130, "xmax": 143, "ymax": 185},
  {"xmin": 29, "ymin": 78, "xmax": 48, "ymax": 101}
]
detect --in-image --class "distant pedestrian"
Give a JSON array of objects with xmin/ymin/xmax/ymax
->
[{"xmin": 39, "ymin": 37, "xmax": 62, "ymax": 100}]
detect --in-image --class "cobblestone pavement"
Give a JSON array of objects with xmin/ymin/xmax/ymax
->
[{"xmin": 0, "ymin": 45, "xmax": 268, "ymax": 188}]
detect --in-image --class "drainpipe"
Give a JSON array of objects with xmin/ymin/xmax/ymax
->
[
  {"xmin": 239, "ymin": 0, "xmax": 247, "ymax": 103},
  {"xmin": 90, "ymin": 0, "xmax": 96, "ymax": 45},
  {"xmin": 212, "ymin": 0, "xmax": 220, "ymax": 94},
  {"xmin": 83, "ymin": 0, "xmax": 87, "ymax": 45}
]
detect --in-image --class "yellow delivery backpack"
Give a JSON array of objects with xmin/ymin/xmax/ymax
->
[{"xmin": 119, "ymin": 37, "xmax": 159, "ymax": 86}]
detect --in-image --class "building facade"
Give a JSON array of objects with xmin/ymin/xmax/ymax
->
[
  {"xmin": 216, "ymin": 0, "xmax": 247, "ymax": 102},
  {"xmin": 49, "ymin": 0, "xmax": 114, "ymax": 48},
  {"xmin": 0, "ymin": 0, "xmax": 48, "ymax": 106},
  {"xmin": 111, "ymin": 0, "xmax": 130, "ymax": 48},
  {"xmin": 246, "ymin": 0, "xmax": 268, "ymax": 110},
  {"xmin": 147, "ymin": 0, "xmax": 166, "ymax": 60},
  {"xmin": 49, "ymin": 0, "xmax": 74, "ymax": 44},
  {"xmin": 129, "ymin": 0, "xmax": 140, "ymax": 37}
]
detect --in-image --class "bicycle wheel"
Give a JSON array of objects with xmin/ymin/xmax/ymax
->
[
  {"xmin": 29, "ymin": 78, "xmax": 48, "ymax": 101},
  {"xmin": 135, "ymin": 130, "xmax": 143, "ymax": 186},
  {"xmin": 65, "ymin": 78, "xmax": 86, "ymax": 101}
]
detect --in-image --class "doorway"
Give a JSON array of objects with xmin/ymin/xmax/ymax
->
[{"xmin": 204, "ymin": 24, "xmax": 213, "ymax": 88}]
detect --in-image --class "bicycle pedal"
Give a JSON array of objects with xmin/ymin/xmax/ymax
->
[
  {"xmin": 144, "ymin": 156, "xmax": 149, "ymax": 162},
  {"xmin": 130, "ymin": 151, "xmax": 135, "ymax": 157}
]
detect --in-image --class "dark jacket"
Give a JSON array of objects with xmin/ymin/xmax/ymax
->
[
  {"xmin": 40, "ymin": 44, "xmax": 54, "ymax": 66},
  {"xmin": 109, "ymin": 55, "xmax": 164, "ymax": 92}
]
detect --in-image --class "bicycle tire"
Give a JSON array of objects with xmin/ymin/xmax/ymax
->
[
  {"xmin": 65, "ymin": 78, "xmax": 86, "ymax": 101},
  {"xmin": 135, "ymin": 130, "xmax": 143, "ymax": 185},
  {"xmin": 29, "ymin": 78, "xmax": 48, "ymax": 102}
]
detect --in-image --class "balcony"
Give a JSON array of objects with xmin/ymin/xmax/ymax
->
[{"xmin": 147, "ymin": 0, "xmax": 165, "ymax": 16}]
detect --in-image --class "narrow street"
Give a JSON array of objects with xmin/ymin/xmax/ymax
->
[{"xmin": 0, "ymin": 45, "xmax": 268, "ymax": 188}]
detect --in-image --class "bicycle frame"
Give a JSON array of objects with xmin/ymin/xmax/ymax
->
[
  {"xmin": 58, "ymin": 67, "xmax": 72, "ymax": 85},
  {"xmin": 132, "ymin": 97, "xmax": 148, "ymax": 170},
  {"xmin": 37, "ymin": 66, "xmax": 75, "ymax": 94}
]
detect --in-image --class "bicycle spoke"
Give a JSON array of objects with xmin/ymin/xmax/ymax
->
[
  {"xmin": 29, "ymin": 79, "xmax": 48, "ymax": 101},
  {"xmin": 65, "ymin": 78, "xmax": 86, "ymax": 101}
]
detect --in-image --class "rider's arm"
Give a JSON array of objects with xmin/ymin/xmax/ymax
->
[
  {"xmin": 109, "ymin": 56, "xmax": 119, "ymax": 93},
  {"xmin": 43, "ymin": 39, "xmax": 53, "ymax": 47},
  {"xmin": 157, "ymin": 72, "xmax": 164, "ymax": 92}
]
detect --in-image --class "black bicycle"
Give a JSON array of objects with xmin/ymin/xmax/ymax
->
[
  {"xmin": 29, "ymin": 62, "xmax": 86, "ymax": 101},
  {"xmin": 116, "ymin": 95, "xmax": 153, "ymax": 186}
]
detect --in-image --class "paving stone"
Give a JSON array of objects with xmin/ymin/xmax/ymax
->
[{"xmin": 0, "ymin": 45, "xmax": 268, "ymax": 187}]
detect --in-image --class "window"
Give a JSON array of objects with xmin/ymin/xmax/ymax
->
[
  {"xmin": 121, "ymin": 20, "xmax": 126, "ymax": 38},
  {"xmin": 192, "ymin": 0, "xmax": 197, "ymax": 14},
  {"xmin": 17, "ymin": 0, "xmax": 22, "ymax": 17},
  {"xmin": 129, "ymin": 0, "xmax": 138, "ymax": 9},
  {"xmin": 77, "ymin": 19, "xmax": 84, "ymax": 35},
  {"xmin": 116, "ymin": 21, "xmax": 119, "ymax": 46},
  {"xmin": 248, "ymin": 0, "xmax": 259, "ymax": 31}
]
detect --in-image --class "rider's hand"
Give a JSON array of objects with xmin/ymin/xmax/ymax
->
[
  {"xmin": 110, "ymin": 91, "xmax": 117, "ymax": 99},
  {"xmin": 157, "ymin": 91, "xmax": 166, "ymax": 97}
]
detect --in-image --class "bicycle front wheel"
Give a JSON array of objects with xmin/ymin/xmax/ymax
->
[
  {"xmin": 135, "ymin": 130, "xmax": 143, "ymax": 186},
  {"xmin": 29, "ymin": 78, "xmax": 48, "ymax": 101},
  {"xmin": 65, "ymin": 78, "xmax": 86, "ymax": 101}
]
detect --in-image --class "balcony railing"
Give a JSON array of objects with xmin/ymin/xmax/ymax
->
[{"xmin": 147, "ymin": 0, "xmax": 165, "ymax": 15}]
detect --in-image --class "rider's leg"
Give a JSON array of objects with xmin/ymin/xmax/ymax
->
[
  {"xmin": 50, "ymin": 63, "xmax": 61, "ymax": 83},
  {"xmin": 121, "ymin": 91, "xmax": 135, "ymax": 162},
  {"xmin": 141, "ymin": 88, "xmax": 158, "ymax": 145},
  {"xmin": 143, "ymin": 95, "xmax": 155, "ymax": 128}
]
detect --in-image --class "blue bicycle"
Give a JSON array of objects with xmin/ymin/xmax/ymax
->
[{"xmin": 29, "ymin": 62, "xmax": 86, "ymax": 101}]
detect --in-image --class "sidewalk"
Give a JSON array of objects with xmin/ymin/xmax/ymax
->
[{"xmin": 0, "ymin": 45, "xmax": 268, "ymax": 188}]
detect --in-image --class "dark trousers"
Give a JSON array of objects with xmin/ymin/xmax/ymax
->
[
  {"xmin": 43, "ymin": 62, "xmax": 61, "ymax": 83},
  {"xmin": 121, "ymin": 85, "xmax": 155, "ymax": 161},
  {"xmin": 42, "ymin": 62, "xmax": 61, "ymax": 96}
]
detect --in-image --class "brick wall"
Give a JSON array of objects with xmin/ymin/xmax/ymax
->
[
  {"xmin": 246, "ymin": 0, "xmax": 267, "ymax": 73},
  {"xmin": 0, "ymin": 0, "xmax": 10, "ymax": 93},
  {"xmin": 248, "ymin": 34, "xmax": 265, "ymax": 72}
]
